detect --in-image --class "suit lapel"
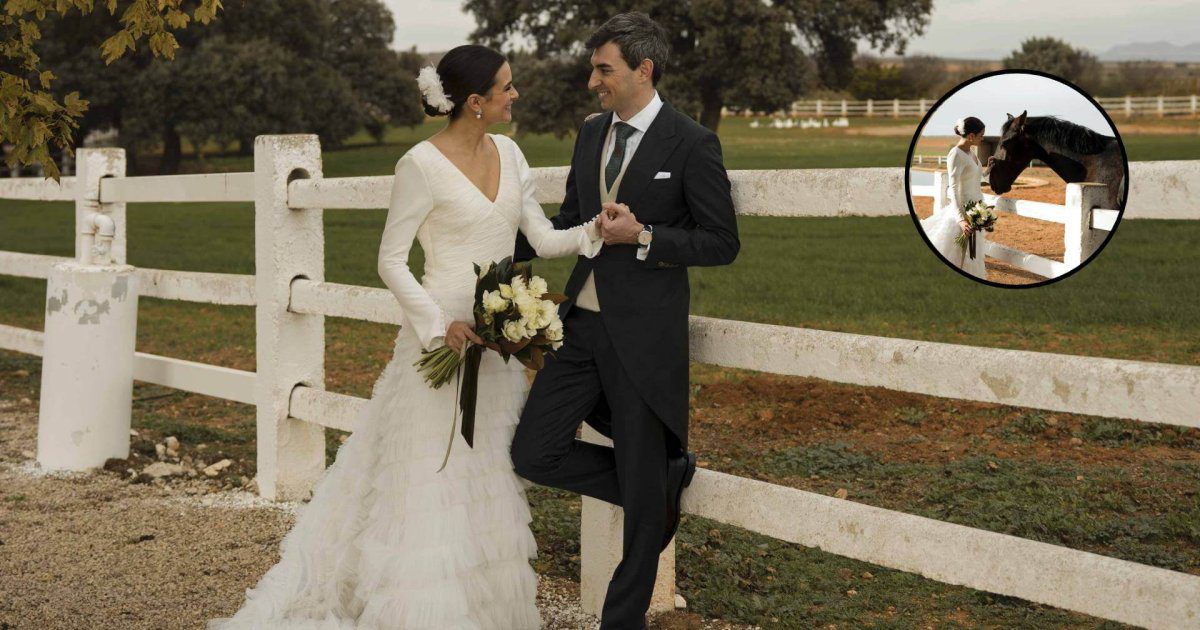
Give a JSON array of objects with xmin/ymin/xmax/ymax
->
[
  {"xmin": 617, "ymin": 100, "xmax": 681, "ymax": 208},
  {"xmin": 578, "ymin": 115, "xmax": 612, "ymax": 221}
]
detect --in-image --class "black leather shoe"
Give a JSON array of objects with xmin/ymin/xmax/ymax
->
[{"xmin": 661, "ymin": 451, "xmax": 697, "ymax": 552}]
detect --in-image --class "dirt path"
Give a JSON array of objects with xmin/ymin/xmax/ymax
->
[{"xmin": 0, "ymin": 402, "xmax": 750, "ymax": 630}]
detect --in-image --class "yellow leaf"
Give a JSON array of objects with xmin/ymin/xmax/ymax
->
[{"xmin": 38, "ymin": 69, "xmax": 53, "ymax": 88}]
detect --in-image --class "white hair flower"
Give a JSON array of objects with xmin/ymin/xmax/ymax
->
[
  {"xmin": 954, "ymin": 117, "xmax": 966, "ymax": 136},
  {"xmin": 417, "ymin": 66, "xmax": 453, "ymax": 114}
]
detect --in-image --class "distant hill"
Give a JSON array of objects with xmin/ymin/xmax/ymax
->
[{"xmin": 1100, "ymin": 41, "xmax": 1200, "ymax": 62}]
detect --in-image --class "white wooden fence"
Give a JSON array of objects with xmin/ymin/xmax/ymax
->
[
  {"xmin": 2, "ymin": 139, "xmax": 1199, "ymax": 628},
  {"xmin": 910, "ymin": 170, "xmax": 1120, "ymax": 279},
  {"xmin": 730, "ymin": 95, "xmax": 1200, "ymax": 119}
]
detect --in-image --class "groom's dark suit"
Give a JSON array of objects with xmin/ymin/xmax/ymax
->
[{"xmin": 511, "ymin": 98, "xmax": 738, "ymax": 629}]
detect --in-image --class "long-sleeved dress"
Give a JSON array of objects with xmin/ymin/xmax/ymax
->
[
  {"xmin": 920, "ymin": 145, "xmax": 988, "ymax": 279},
  {"xmin": 207, "ymin": 133, "xmax": 603, "ymax": 629}
]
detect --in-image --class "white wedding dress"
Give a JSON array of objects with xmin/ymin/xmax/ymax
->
[
  {"xmin": 920, "ymin": 145, "xmax": 988, "ymax": 279},
  {"xmin": 208, "ymin": 133, "xmax": 602, "ymax": 629}
]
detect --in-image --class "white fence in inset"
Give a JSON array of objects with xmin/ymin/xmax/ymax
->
[
  {"xmin": 734, "ymin": 95, "xmax": 1200, "ymax": 119},
  {"xmin": 2, "ymin": 140, "xmax": 1200, "ymax": 628},
  {"xmin": 910, "ymin": 170, "xmax": 1121, "ymax": 279}
]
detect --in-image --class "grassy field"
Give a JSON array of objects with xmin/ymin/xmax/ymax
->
[{"xmin": 2, "ymin": 116, "xmax": 1198, "ymax": 628}]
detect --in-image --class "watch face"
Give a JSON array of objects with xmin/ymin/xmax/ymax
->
[{"xmin": 638, "ymin": 230, "xmax": 652, "ymax": 245}]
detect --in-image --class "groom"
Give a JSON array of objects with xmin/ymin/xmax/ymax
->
[{"xmin": 510, "ymin": 11, "xmax": 739, "ymax": 629}]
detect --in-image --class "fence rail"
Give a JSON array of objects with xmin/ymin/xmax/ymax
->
[
  {"xmin": 735, "ymin": 95, "xmax": 1200, "ymax": 119},
  {"xmin": 2, "ymin": 141, "xmax": 1199, "ymax": 628}
]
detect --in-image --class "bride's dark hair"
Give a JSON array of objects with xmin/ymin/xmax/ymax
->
[
  {"xmin": 954, "ymin": 116, "xmax": 985, "ymax": 137},
  {"xmin": 422, "ymin": 45, "xmax": 507, "ymax": 119}
]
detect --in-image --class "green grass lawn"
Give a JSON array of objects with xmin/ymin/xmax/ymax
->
[{"xmin": 2, "ymin": 117, "xmax": 1198, "ymax": 365}]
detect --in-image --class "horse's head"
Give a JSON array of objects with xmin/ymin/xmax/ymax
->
[{"xmin": 989, "ymin": 110, "xmax": 1037, "ymax": 195}]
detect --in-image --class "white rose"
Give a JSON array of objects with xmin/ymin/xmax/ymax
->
[
  {"xmin": 537, "ymin": 299, "xmax": 557, "ymax": 328},
  {"xmin": 514, "ymin": 293, "xmax": 540, "ymax": 320},
  {"xmin": 528, "ymin": 276, "xmax": 548, "ymax": 297},
  {"xmin": 498, "ymin": 283, "xmax": 514, "ymax": 299},
  {"xmin": 551, "ymin": 340, "xmax": 563, "ymax": 350},
  {"xmin": 482, "ymin": 290, "xmax": 507, "ymax": 314},
  {"xmin": 502, "ymin": 320, "xmax": 525, "ymax": 343},
  {"xmin": 511, "ymin": 275, "xmax": 528, "ymax": 297},
  {"xmin": 545, "ymin": 319, "xmax": 563, "ymax": 342}
]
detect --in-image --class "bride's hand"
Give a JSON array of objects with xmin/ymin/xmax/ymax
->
[
  {"xmin": 959, "ymin": 219, "xmax": 972, "ymax": 235},
  {"xmin": 445, "ymin": 321, "xmax": 483, "ymax": 354}
]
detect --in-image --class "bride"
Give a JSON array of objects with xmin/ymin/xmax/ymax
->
[
  {"xmin": 208, "ymin": 44, "xmax": 603, "ymax": 629},
  {"xmin": 920, "ymin": 116, "xmax": 996, "ymax": 279}
]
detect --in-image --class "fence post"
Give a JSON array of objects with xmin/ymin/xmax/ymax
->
[
  {"xmin": 892, "ymin": 98, "xmax": 900, "ymax": 118},
  {"xmin": 36, "ymin": 147, "xmax": 139, "ymax": 472},
  {"xmin": 933, "ymin": 170, "xmax": 946, "ymax": 211},
  {"xmin": 919, "ymin": 98, "xmax": 926, "ymax": 115},
  {"xmin": 579, "ymin": 424, "xmax": 677, "ymax": 616},
  {"xmin": 815, "ymin": 99, "xmax": 823, "ymax": 116},
  {"xmin": 253, "ymin": 135, "xmax": 326, "ymax": 501},
  {"xmin": 866, "ymin": 98, "xmax": 873, "ymax": 117},
  {"xmin": 1192, "ymin": 94, "xmax": 1197, "ymax": 116},
  {"xmin": 1063, "ymin": 183, "xmax": 1108, "ymax": 269},
  {"xmin": 1157, "ymin": 95, "xmax": 1164, "ymax": 117},
  {"xmin": 840, "ymin": 99, "xmax": 847, "ymax": 116},
  {"xmin": 1125, "ymin": 96, "xmax": 1132, "ymax": 118}
]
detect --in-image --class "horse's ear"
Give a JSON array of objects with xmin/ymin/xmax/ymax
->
[
  {"xmin": 1005, "ymin": 112, "xmax": 1013, "ymax": 121},
  {"xmin": 1014, "ymin": 110, "xmax": 1027, "ymax": 130}
]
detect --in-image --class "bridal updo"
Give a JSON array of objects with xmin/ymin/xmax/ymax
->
[
  {"xmin": 953, "ymin": 116, "xmax": 985, "ymax": 137},
  {"xmin": 419, "ymin": 45, "xmax": 507, "ymax": 119}
]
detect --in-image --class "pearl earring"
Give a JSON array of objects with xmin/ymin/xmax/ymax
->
[{"xmin": 475, "ymin": 110, "xmax": 482, "ymax": 119}]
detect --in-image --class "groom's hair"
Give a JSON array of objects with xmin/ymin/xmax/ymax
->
[{"xmin": 585, "ymin": 12, "xmax": 669, "ymax": 86}]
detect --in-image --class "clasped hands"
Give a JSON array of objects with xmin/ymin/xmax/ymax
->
[{"xmin": 595, "ymin": 202, "xmax": 643, "ymax": 245}]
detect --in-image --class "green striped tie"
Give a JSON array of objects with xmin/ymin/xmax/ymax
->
[{"xmin": 605, "ymin": 122, "xmax": 637, "ymax": 190}]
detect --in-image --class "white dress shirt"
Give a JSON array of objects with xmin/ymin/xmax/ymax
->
[{"xmin": 603, "ymin": 91, "xmax": 663, "ymax": 260}]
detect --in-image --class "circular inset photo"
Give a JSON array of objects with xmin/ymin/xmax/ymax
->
[{"xmin": 905, "ymin": 69, "xmax": 1128, "ymax": 287}]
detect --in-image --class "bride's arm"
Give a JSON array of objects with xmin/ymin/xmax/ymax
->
[
  {"xmin": 948, "ymin": 150, "xmax": 970, "ymax": 221},
  {"xmin": 514, "ymin": 142, "xmax": 604, "ymax": 259},
  {"xmin": 377, "ymin": 153, "xmax": 449, "ymax": 352}
]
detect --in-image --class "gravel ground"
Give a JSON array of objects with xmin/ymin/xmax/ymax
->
[{"xmin": 0, "ymin": 400, "xmax": 754, "ymax": 630}]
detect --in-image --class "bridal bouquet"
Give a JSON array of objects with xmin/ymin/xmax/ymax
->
[
  {"xmin": 414, "ymin": 256, "xmax": 567, "ymax": 471},
  {"xmin": 954, "ymin": 199, "xmax": 998, "ymax": 260}
]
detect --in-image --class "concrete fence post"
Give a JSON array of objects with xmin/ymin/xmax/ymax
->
[
  {"xmin": 866, "ymin": 99, "xmax": 873, "ymax": 117},
  {"xmin": 1063, "ymin": 183, "xmax": 1108, "ymax": 270},
  {"xmin": 579, "ymin": 424, "xmax": 677, "ymax": 617},
  {"xmin": 36, "ymin": 147, "xmax": 139, "ymax": 472},
  {"xmin": 253, "ymin": 135, "xmax": 327, "ymax": 501}
]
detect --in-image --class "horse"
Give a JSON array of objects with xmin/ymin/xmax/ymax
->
[{"xmin": 988, "ymin": 111, "xmax": 1126, "ymax": 211}]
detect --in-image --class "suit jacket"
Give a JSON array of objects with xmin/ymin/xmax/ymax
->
[{"xmin": 515, "ymin": 99, "xmax": 739, "ymax": 451}]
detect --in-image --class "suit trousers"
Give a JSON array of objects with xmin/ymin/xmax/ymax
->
[{"xmin": 511, "ymin": 308, "xmax": 670, "ymax": 630}]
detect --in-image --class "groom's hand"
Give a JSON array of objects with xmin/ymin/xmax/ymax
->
[{"xmin": 599, "ymin": 202, "xmax": 643, "ymax": 245}]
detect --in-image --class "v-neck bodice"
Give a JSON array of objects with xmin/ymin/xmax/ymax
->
[{"xmin": 423, "ymin": 135, "xmax": 505, "ymax": 205}]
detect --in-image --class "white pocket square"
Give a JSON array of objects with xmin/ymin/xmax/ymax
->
[{"xmin": 654, "ymin": 171, "xmax": 671, "ymax": 179}]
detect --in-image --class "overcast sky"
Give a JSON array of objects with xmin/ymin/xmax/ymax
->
[
  {"xmin": 921, "ymin": 73, "xmax": 1117, "ymax": 137},
  {"xmin": 384, "ymin": 0, "xmax": 1198, "ymax": 58}
]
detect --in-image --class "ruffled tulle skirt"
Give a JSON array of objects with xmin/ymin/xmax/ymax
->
[
  {"xmin": 207, "ymin": 329, "xmax": 541, "ymax": 629},
  {"xmin": 920, "ymin": 203, "xmax": 988, "ymax": 279}
]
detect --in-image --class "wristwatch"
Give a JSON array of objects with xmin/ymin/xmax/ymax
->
[{"xmin": 637, "ymin": 224, "xmax": 653, "ymax": 246}]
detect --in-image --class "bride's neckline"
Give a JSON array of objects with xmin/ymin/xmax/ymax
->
[
  {"xmin": 423, "ymin": 134, "xmax": 504, "ymax": 205},
  {"xmin": 955, "ymin": 144, "xmax": 980, "ymax": 165}
]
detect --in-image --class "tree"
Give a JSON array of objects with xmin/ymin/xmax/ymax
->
[
  {"xmin": 0, "ymin": 0, "xmax": 225, "ymax": 179},
  {"xmin": 784, "ymin": 0, "xmax": 933, "ymax": 91},
  {"xmin": 35, "ymin": 0, "xmax": 418, "ymax": 174},
  {"xmin": 508, "ymin": 51, "xmax": 595, "ymax": 138},
  {"xmin": 465, "ymin": 0, "xmax": 928, "ymax": 134},
  {"xmin": 1002, "ymin": 37, "xmax": 1102, "ymax": 93}
]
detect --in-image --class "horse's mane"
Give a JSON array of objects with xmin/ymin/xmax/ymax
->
[{"xmin": 1006, "ymin": 115, "xmax": 1114, "ymax": 155}]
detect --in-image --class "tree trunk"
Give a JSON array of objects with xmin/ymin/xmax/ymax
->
[
  {"xmin": 816, "ymin": 32, "xmax": 856, "ymax": 91},
  {"xmin": 159, "ymin": 124, "xmax": 182, "ymax": 175},
  {"xmin": 699, "ymin": 86, "xmax": 723, "ymax": 132}
]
